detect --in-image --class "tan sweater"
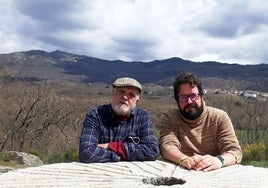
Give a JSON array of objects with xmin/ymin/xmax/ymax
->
[{"xmin": 159, "ymin": 104, "xmax": 242, "ymax": 163}]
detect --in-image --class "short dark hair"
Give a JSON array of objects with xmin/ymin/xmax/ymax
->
[{"xmin": 173, "ymin": 72, "xmax": 204, "ymax": 100}]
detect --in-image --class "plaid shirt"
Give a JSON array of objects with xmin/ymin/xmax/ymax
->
[{"xmin": 79, "ymin": 104, "xmax": 159, "ymax": 163}]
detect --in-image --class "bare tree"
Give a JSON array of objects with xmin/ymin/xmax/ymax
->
[
  {"xmin": 244, "ymin": 99, "xmax": 268, "ymax": 144},
  {"xmin": 0, "ymin": 83, "xmax": 75, "ymax": 152}
]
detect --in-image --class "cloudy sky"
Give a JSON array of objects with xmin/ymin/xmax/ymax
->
[{"xmin": 1, "ymin": 0, "xmax": 268, "ymax": 65}]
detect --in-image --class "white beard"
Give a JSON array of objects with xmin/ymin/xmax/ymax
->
[{"xmin": 112, "ymin": 103, "xmax": 132, "ymax": 116}]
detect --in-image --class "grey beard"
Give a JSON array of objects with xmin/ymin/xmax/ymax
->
[{"xmin": 111, "ymin": 103, "xmax": 132, "ymax": 116}]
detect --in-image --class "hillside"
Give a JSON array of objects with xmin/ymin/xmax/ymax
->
[{"xmin": 0, "ymin": 50, "xmax": 267, "ymax": 92}]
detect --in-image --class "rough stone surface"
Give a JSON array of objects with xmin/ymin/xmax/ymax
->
[
  {"xmin": 4, "ymin": 151, "xmax": 43, "ymax": 167},
  {"xmin": 0, "ymin": 166, "xmax": 15, "ymax": 174},
  {"xmin": 0, "ymin": 160, "xmax": 267, "ymax": 187}
]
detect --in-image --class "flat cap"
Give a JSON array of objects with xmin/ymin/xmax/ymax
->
[{"xmin": 112, "ymin": 77, "xmax": 142, "ymax": 93}]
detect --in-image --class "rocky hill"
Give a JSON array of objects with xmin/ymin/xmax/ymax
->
[{"xmin": 0, "ymin": 50, "xmax": 267, "ymax": 91}]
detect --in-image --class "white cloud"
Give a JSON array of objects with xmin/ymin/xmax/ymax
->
[{"xmin": 0, "ymin": 0, "xmax": 268, "ymax": 64}]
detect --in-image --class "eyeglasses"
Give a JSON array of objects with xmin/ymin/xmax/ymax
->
[{"xmin": 178, "ymin": 93, "xmax": 200, "ymax": 102}]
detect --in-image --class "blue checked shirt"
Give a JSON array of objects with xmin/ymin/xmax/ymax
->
[{"xmin": 79, "ymin": 104, "xmax": 159, "ymax": 163}]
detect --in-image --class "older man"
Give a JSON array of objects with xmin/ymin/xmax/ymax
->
[{"xmin": 79, "ymin": 77, "xmax": 159, "ymax": 163}]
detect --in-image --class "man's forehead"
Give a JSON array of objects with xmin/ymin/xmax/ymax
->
[{"xmin": 178, "ymin": 84, "xmax": 198, "ymax": 92}]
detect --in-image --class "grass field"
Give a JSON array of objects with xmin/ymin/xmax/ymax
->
[{"xmin": 242, "ymin": 160, "xmax": 268, "ymax": 168}]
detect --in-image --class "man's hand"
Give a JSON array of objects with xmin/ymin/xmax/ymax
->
[
  {"xmin": 192, "ymin": 154, "xmax": 222, "ymax": 171},
  {"xmin": 98, "ymin": 143, "xmax": 109, "ymax": 148},
  {"xmin": 180, "ymin": 156, "xmax": 195, "ymax": 170},
  {"xmin": 181, "ymin": 154, "xmax": 222, "ymax": 172}
]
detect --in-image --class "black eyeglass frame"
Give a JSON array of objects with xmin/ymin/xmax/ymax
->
[{"xmin": 178, "ymin": 93, "xmax": 200, "ymax": 102}]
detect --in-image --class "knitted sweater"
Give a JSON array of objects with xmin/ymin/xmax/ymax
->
[{"xmin": 159, "ymin": 104, "xmax": 242, "ymax": 163}]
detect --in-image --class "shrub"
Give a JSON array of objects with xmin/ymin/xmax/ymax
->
[
  {"xmin": 242, "ymin": 141, "xmax": 266, "ymax": 161},
  {"xmin": 48, "ymin": 147, "xmax": 79, "ymax": 163},
  {"xmin": 0, "ymin": 153, "xmax": 10, "ymax": 162},
  {"xmin": 26, "ymin": 148, "xmax": 42, "ymax": 159}
]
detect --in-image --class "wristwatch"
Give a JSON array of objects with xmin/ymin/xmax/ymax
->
[{"xmin": 216, "ymin": 155, "xmax": 225, "ymax": 167}]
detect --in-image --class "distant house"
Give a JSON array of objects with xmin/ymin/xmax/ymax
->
[{"xmin": 242, "ymin": 91, "xmax": 257, "ymax": 99}]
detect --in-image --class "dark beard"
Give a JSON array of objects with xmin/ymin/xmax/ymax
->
[{"xmin": 179, "ymin": 102, "xmax": 204, "ymax": 120}]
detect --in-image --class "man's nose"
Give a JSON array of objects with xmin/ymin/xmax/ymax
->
[
  {"xmin": 187, "ymin": 97, "xmax": 194, "ymax": 103},
  {"xmin": 121, "ymin": 94, "xmax": 129, "ymax": 99}
]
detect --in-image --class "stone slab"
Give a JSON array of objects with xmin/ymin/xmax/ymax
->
[{"xmin": 0, "ymin": 160, "xmax": 267, "ymax": 187}]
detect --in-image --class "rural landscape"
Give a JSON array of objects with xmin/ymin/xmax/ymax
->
[{"xmin": 0, "ymin": 50, "xmax": 267, "ymax": 167}]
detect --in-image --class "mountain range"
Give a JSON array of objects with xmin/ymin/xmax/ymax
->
[{"xmin": 0, "ymin": 50, "xmax": 267, "ymax": 92}]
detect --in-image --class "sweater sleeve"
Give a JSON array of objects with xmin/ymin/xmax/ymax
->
[
  {"xmin": 108, "ymin": 141, "xmax": 127, "ymax": 161},
  {"xmin": 159, "ymin": 110, "xmax": 182, "ymax": 158},
  {"xmin": 216, "ymin": 111, "xmax": 243, "ymax": 163}
]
